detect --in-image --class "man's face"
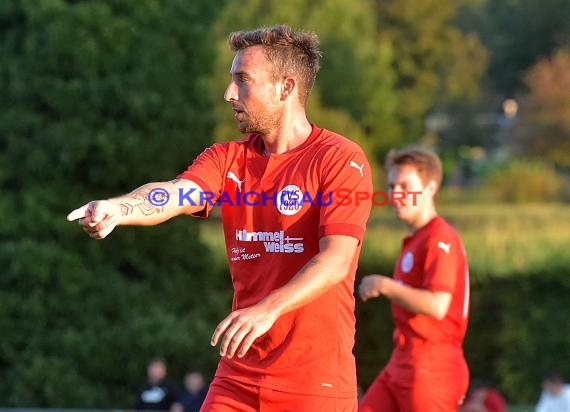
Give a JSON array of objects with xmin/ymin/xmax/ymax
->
[
  {"xmin": 544, "ymin": 381, "xmax": 563, "ymax": 396},
  {"xmin": 388, "ymin": 164, "xmax": 431, "ymax": 225},
  {"xmin": 224, "ymin": 45, "xmax": 283, "ymax": 134},
  {"xmin": 185, "ymin": 372, "xmax": 205, "ymax": 394},
  {"xmin": 471, "ymin": 387, "xmax": 487, "ymax": 402},
  {"xmin": 147, "ymin": 361, "xmax": 166, "ymax": 384}
]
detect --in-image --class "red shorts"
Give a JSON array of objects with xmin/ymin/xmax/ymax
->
[
  {"xmin": 358, "ymin": 363, "xmax": 469, "ymax": 412},
  {"xmin": 201, "ymin": 376, "xmax": 357, "ymax": 412}
]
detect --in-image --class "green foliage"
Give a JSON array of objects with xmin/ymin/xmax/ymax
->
[
  {"xmin": 375, "ymin": 0, "xmax": 487, "ymax": 144},
  {"xmin": 467, "ymin": 273, "xmax": 570, "ymax": 405},
  {"xmin": 512, "ymin": 49, "xmax": 570, "ymax": 168},
  {"xmin": 466, "ymin": 0, "xmax": 570, "ymax": 94},
  {"xmin": 453, "ymin": 2, "xmax": 570, "ymax": 170},
  {"xmin": 486, "ymin": 160, "xmax": 564, "ymax": 203},
  {"xmin": 435, "ymin": 94, "xmax": 505, "ymax": 154},
  {"xmin": 0, "ymin": 0, "xmax": 229, "ymax": 407},
  {"xmin": 509, "ymin": 406, "xmax": 535, "ymax": 412},
  {"xmin": 355, "ymin": 290, "xmax": 394, "ymax": 391}
]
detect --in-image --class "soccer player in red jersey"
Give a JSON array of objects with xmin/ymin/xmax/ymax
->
[
  {"xmin": 358, "ymin": 146, "xmax": 470, "ymax": 412},
  {"xmin": 461, "ymin": 380, "xmax": 507, "ymax": 412},
  {"xmin": 68, "ymin": 25, "xmax": 372, "ymax": 411}
]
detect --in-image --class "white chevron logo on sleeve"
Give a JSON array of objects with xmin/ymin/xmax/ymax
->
[
  {"xmin": 437, "ymin": 241, "xmax": 451, "ymax": 254},
  {"xmin": 227, "ymin": 171, "xmax": 244, "ymax": 192},
  {"xmin": 349, "ymin": 161, "xmax": 364, "ymax": 177}
]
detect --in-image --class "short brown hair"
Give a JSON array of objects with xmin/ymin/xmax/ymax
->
[
  {"xmin": 228, "ymin": 24, "xmax": 321, "ymax": 106},
  {"xmin": 386, "ymin": 146, "xmax": 443, "ymax": 188}
]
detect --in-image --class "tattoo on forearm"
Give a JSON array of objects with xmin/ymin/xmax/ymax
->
[
  {"xmin": 120, "ymin": 203, "xmax": 133, "ymax": 216},
  {"xmin": 297, "ymin": 258, "xmax": 320, "ymax": 276},
  {"xmin": 120, "ymin": 189, "xmax": 164, "ymax": 216}
]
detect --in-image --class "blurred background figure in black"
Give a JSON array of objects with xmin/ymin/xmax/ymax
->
[
  {"xmin": 179, "ymin": 370, "xmax": 208, "ymax": 412},
  {"xmin": 136, "ymin": 357, "xmax": 181, "ymax": 411}
]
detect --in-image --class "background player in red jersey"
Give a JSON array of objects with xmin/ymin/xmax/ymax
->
[
  {"xmin": 67, "ymin": 25, "xmax": 372, "ymax": 411},
  {"xmin": 358, "ymin": 146, "xmax": 470, "ymax": 412},
  {"xmin": 460, "ymin": 379, "xmax": 507, "ymax": 412}
]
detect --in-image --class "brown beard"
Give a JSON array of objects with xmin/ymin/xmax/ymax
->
[{"xmin": 241, "ymin": 106, "xmax": 282, "ymax": 135}]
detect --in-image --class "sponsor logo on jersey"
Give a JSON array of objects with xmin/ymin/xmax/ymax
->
[{"xmin": 235, "ymin": 229, "xmax": 304, "ymax": 254}]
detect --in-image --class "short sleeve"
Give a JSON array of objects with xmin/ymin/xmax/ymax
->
[
  {"xmin": 422, "ymin": 233, "xmax": 461, "ymax": 292},
  {"xmin": 177, "ymin": 143, "xmax": 227, "ymax": 217},
  {"xmin": 318, "ymin": 148, "xmax": 373, "ymax": 243}
]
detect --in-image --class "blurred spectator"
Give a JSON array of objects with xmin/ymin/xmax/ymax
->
[
  {"xmin": 461, "ymin": 379, "xmax": 507, "ymax": 412},
  {"xmin": 136, "ymin": 357, "xmax": 180, "ymax": 411},
  {"xmin": 179, "ymin": 370, "xmax": 208, "ymax": 412},
  {"xmin": 536, "ymin": 372, "xmax": 570, "ymax": 412}
]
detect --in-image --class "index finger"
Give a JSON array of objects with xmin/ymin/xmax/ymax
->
[
  {"xmin": 67, "ymin": 205, "xmax": 89, "ymax": 222},
  {"xmin": 211, "ymin": 314, "xmax": 236, "ymax": 347}
]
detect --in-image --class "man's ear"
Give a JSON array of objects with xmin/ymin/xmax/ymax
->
[
  {"xmin": 426, "ymin": 180, "xmax": 438, "ymax": 196},
  {"xmin": 281, "ymin": 77, "xmax": 295, "ymax": 100}
]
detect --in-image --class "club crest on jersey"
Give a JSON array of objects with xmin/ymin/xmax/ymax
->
[
  {"xmin": 276, "ymin": 184, "xmax": 303, "ymax": 216},
  {"xmin": 401, "ymin": 251, "xmax": 414, "ymax": 273}
]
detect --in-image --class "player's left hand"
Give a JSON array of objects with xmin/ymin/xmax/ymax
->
[{"xmin": 211, "ymin": 304, "xmax": 279, "ymax": 359}]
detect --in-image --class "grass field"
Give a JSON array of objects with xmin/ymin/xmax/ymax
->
[{"xmin": 362, "ymin": 202, "xmax": 570, "ymax": 280}]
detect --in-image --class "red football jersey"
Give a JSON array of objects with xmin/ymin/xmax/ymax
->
[
  {"xmin": 389, "ymin": 216, "xmax": 470, "ymax": 374},
  {"xmin": 177, "ymin": 125, "xmax": 372, "ymax": 397}
]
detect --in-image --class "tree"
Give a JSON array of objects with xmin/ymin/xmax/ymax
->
[
  {"xmin": 373, "ymin": 0, "xmax": 487, "ymax": 145},
  {"xmin": 512, "ymin": 49, "xmax": 570, "ymax": 168},
  {"xmin": 0, "ymin": 0, "xmax": 228, "ymax": 406},
  {"xmin": 463, "ymin": 0, "xmax": 570, "ymax": 95}
]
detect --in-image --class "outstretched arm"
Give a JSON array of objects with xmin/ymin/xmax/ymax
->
[
  {"xmin": 211, "ymin": 234, "xmax": 359, "ymax": 359},
  {"xmin": 67, "ymin": 178, "xmax": 206, "ymax": 239}
]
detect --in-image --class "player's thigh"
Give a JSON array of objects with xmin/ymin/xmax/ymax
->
[
  {"xmin": 359, "ymin": 370, "xmax": 399, "ymax": 412},
  {"xmin": 200, "ymin": 377, "xmax": 259, "ymax": 412},
  {"xmin": 259, "ymin": 387, "xmax": 357, "ymax": 412}
]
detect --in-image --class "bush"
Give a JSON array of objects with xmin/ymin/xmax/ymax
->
[
  {"xmin": 0, "ymin": 0, "xmax": 228, "ymax": 407},
  {"xmin": 486, "ymin": 160, "xmax": 564, "ymax": 202},
  {"xmin": 466, "ymin": 271, "xmax": 570, "ymax": 405}
]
